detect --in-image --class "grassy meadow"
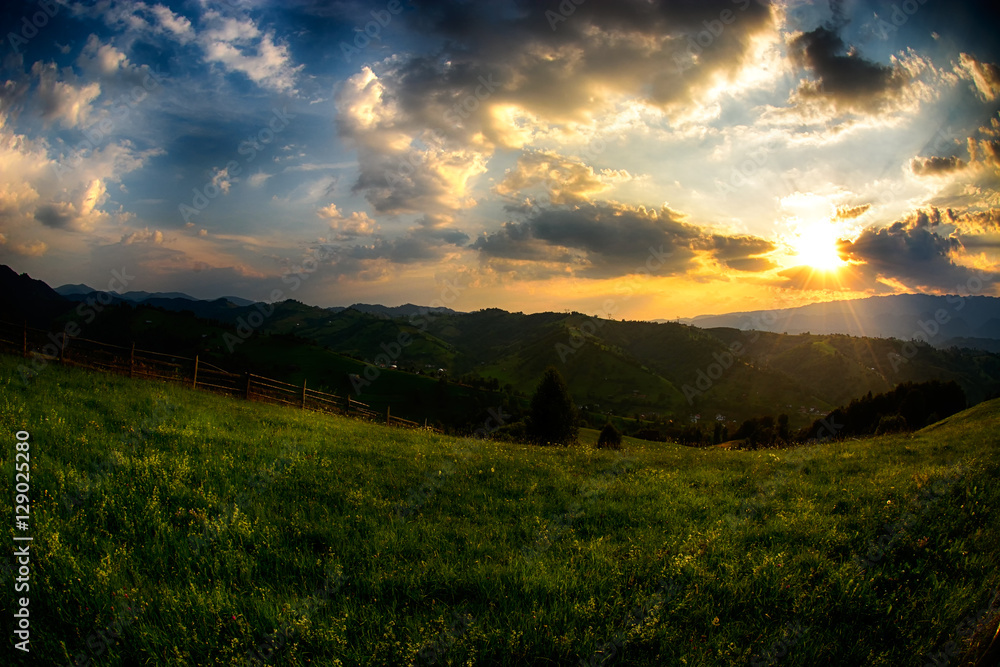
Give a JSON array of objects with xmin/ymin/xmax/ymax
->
[{"xmin": 2, "ymin": 353, "xmax": 999, "ymax": 665}]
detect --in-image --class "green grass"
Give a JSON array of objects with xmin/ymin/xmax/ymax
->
[{"xmin": 2, "ymin": 354, "xmax": 999, "ymax": 665}]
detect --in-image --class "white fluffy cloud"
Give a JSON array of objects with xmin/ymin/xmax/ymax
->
[
  {"xmin": 197, "ymin": 9, "xmax": 302, "ymax": 94},
  {"xmin": 318, "ymin": 203, "xmax": 378, "ymax": 239}
]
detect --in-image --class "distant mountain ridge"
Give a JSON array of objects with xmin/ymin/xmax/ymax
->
[
  {"xmin": 52, "ymin": 284, "xmax": 456, "ymax": 317},
  {"xmin": 327, "ymin": 303, "xmax": 460, "ymax": 318},
  {"xmin": 54, "ymin": 284, "xmax": 257, "ymax": 307},
  {"xmin": 5, "ymin": 265, "xmax": 1000, "ymax": 428},
  {"xmin": 676, "ymin": 294, "xmax": 1000, "ymax": 350}
]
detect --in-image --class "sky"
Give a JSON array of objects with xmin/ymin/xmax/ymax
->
[{"xmin": 1, "ymin": 0, "xmax": 999, "ymax": 319}]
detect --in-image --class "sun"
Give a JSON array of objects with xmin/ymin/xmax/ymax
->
[{"xmin": 787, "ymin": 220, "xmax": 848, "ymax": 272}]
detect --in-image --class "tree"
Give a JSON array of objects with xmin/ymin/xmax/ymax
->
[
  {"xmin": 777, "ymin": 414, "xmax": 790, "ymax": 443},
  {"xmin": 527, "ymin": 366, "xmax": 579, "ymax": 445},
  {"xmin": 875, "ymin": 413, "xmax": 907, "ymax": 435},
  {"xmin": 597, "ymin": 422, "xmax": 622, "ymax": 450}
]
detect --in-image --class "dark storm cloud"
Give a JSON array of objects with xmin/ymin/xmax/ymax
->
[
  {"xmin": 903, "ymin": 207, "xmax": 954, "ymax": 229},
  {"xmin": 473, "ymin": 202, "xmax": 776, "ymax": 279},
  {"xmin": 34, "ymin": 204, "xmax": 73, "ymax": 229},
  {"xmin": 399, "ymin": 0, "xmax": 774, "ymax": 113},
  {"xmin": 473, "ymin": 203, "xmax": 700, "ymax": 278},
  {"xmin": 710, "ymin": 234, "xmax": 777, "ymax": 272},
  {"xmin": 789, "ymin": 26, "xmax": 907, "ymax": 111},
  {"xmin": 911, "ymin": 155, "xmax": 966, "ymax": 177},
  {"xmin": 838, "ymin": 215, "xmax": 995, "ymax": 291}
]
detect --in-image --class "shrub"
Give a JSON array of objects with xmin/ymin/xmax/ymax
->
[
  {"xmin": 597, "ymin": 423, "xmax": 622, "ymax": 450},
  {"xmin": 875, "ymin": 413, "xmax": 907, "ymax": 435}
]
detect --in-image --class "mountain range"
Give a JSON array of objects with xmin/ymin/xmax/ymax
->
[
  {"xmin": 677, "ymin": 294, "xmax": 1000, "ymax": 352},
  {"xmin": 3, "ymin": 265, "xmax": 1000, "ymax": 430}
]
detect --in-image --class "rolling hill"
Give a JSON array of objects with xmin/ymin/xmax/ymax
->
[
  {"xmin": 2, "ymin": 353, "xmax": 998, "ymax": 665},
  {"xmin": 7, "ymin": 265, "xmax": 1000, "ymax": 430}
]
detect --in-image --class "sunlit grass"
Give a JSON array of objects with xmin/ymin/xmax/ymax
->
[{"xmin": 2, "ymin": 354, "xmax": 998, "ymax": 665}]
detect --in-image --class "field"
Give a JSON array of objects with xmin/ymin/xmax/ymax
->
[{"xmin": 2, "ymin": 353, "xmax": 999, "ymax": 665}]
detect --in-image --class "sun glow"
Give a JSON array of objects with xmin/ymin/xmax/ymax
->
[
  {"xmin": 788, "ymin": 220, "xmax": 847, "ymax": 272},
  {"xmin": 779, "ymin": 193, "xmax": 852, "ymax": 273}
]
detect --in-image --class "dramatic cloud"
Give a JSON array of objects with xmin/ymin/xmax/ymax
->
[
  {"xmin": 835, "ymin": 204, "xmax": 871, "ymax": 220},
  {"xmin": 838, "ymin": 213, "xmax": 993, "ymax": 292},
  {"xmin": 473, "ymin": 202, "xmax": 775, "ymax": 280},
  {"xmin": 711, "ymin": 235, "xmax": 777, "ymax": 272},
  {"xmin": 2, "ymin": 0, "xmax": 999, "ymax": 315},
  {"xmin": 32, "ymin": 61, "xmax": 101, "ymax": 128},
  {"xmin": 335, "ymin": 0, "xmax": 776, "ymax": 221},
  {"xmin": 789, "ymin": 26, "xmax": 908, "ymax": 112},
  {"xmin": 495, "ymin": 151, "xmax": 630, "ymax": 205},
  {"xmin": 958, "ymin": 53, "xmax": 1000, "ymax": 101},
  {"xmin": 911, "ymin": 155, "xmax": 967, "ymax": 177}
]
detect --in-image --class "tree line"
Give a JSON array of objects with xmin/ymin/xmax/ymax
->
[
  {"xmin": 489, "ymin": 367, "xmax": 968, "ymax": 452},
  {"xmin": 734, "ymin": 380, "xmax": 967, "ymax": 450}
]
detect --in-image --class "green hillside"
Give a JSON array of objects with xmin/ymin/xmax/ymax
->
[
  {"xmin": 3, "ymin": 354, "xmax": 999, "ymax": 665},
  {"xmin": 40, "ymin": 301, "xmax": 512, "ymax": 430},
  {"xmin": 26, "ymin": 287, "xmax": 1000, "ymax": 431}
]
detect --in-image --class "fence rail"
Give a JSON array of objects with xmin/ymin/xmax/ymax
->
[{"xmin": 1, "ymin": 319, "xmax": 438, "ymax": 432}]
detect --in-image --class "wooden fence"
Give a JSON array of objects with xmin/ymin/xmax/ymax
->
[{"xmin": 0, "ymin": 319, "xmax": 435, "ymax": 431}]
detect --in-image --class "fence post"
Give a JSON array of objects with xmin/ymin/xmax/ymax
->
[
  {"xmin": 301, "ymin": 378, "xmax": 307, "ymax": 409},
  {"xmin": 245, "ymin": 372, "xmax": 252, "ymax": 400},
  {"xmin": 129, "ymin": 343, "xmax": 135, "ymax": 378},
  {"xmin": 386, "ymin": 405, "xmax": 391, "ymax": 425},
  {"xmin": 22, "ymin": 321, "xmax": 27, "ymax": 358},
  {"xmin": 192, "ymin": 355, "xmax": 199, "ymax": 389},
  {"xmin": 59, "ymin": 332, "xmax": 66, "ymax": 363},
  {"xmin": 347, "ymin": 394, "xmax": 352, "ymax": 413}
]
